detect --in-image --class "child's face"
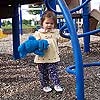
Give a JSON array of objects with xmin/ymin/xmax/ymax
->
[{"xmin": 42, "ymin": 17, "xmax": 55, "ymax": 32}]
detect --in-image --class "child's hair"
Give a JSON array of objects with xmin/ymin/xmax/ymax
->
[{"xmin": 41, "ymin": 10, "xmax": 57, "ymax": 28}]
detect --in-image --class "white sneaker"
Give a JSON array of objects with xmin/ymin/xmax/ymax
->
[
  {"xmin": 54, "ymin": 85, "xmax": 63, "ymax": 92},
  {"xmin": 43, "ymin": 86, "xmax": 52, "ymax": 92}
]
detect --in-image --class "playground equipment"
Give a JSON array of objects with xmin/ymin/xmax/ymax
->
[
  {"xmin": 90, "ymin": 9, "xmax": 100, "ymax": 32},
  {"xmin": 0, "ymin": 0, "xmax": 100, "ymax": 100},
  {"xmin": 44, "ymin": 0, "xmax": 100, "ymax": 100}
]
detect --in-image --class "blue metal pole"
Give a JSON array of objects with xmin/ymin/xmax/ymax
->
[
  {"xmin": 45, "ymin": 0, "xmax": 56, "ymax": 10},
  {"xmin": 57, "ymin": 18, "xmax": 61, "ymax": 29},
  {"xmin": 0, "ymin": 19, "xmax": 1, "ymax": 28},
  {"xmin": 49, "ymin": 0, "xmax": 56, "ymax": 10},
  {"xmin": 82, "ymin": 0, "xmax": 90, "ymax": 52},
  {"xmin": 12, "ymin": 3, "xmax": 20, "ymax": 60},
  {"xmin": 57, "ymin": 0, "xmax": 84, "ymax": 99},
  {"xmin": 19, "ymin": 5, "xmax": 23, "ymax": 35},
  {"xmin": 40, "ymin": 5, "xmax": 43, "ymax": 18}
]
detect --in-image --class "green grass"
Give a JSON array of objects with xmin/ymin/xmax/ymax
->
[{"xmin": 2, "ymin": 24, "xmax": 36, "ymax": 29}]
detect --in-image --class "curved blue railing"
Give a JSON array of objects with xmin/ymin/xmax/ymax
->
[
  {"xmin": 60, "ymin": 28, "xmax": 100, "ymax": 39},
  {"xmin": 45, "ymin": 0, "xmax": 91, "ymax": 14},
  {"xmin": 56, "ymin": 0, "xmax": 84, "ymax": 99},
  {"xmin": 66, "ymin": 62, "xmax": 100, "ymax": 75}
]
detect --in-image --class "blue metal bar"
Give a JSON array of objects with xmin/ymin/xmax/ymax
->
[
  {"xmin": 12, "ymin": 4, "xmax": 20, "ymax": 60},
  {"xmin": 60, "ymin": 20, "xmax": 78, "ymax": 33},
  {"xmin": 70, "ymin": 0, "xmax": 91, "ymax": 13},
  {"xmin": 60, "ymin": 29, "xmax": 100, "ymax": 39},
  {"xmin": 44, "ymin": 0, "xmax": 91, "ymax": 14},
  {"xmin": 76, "ymin": 29, "xmax": 100, "ymax": 38},
  {"xmin": 83, "ymin": 62, "xmax": 100, "ymax": 67},
  {"xmin": 19, "ymin": 5, "xmax": 23, "ymax": 35},
  {"xmin": 66, "ymin": 62, "xmax": 100, "ymax": 74},
  {"xmin": 57, "ymin": 0, "xmax": 84, "ymax": 99},
  {"xmin": 66, "ymin": 65, "xmax": 76, "ymax": 75},
  {"xmin": 40, "ymin": 5, "xmax": 43, "ymax": 18},
  {"xmin": 44, "ymin": 0, "xmax": 56, "ymax": 10},
  {"xmin": 82, "ymin": 0, "xmax": 90, "ymax": 52},
  {"xmin": 0, "ymin": 19, "xmax": 1, "ymax": 28},
  {"xmin": 57, "ymin": 18, "xmax": 61, "ymax": 29},
  {"xmin": 60, "ymin": 23, "xmax": 67, "ymax": 31}
]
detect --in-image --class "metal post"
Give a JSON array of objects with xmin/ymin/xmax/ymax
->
[
  {"xmin": 82, "ymin": 0, "xmax": 90, "ymax": 52},
  {"xmin": 40, "ymin": 5, "xmax": 43, "ymax": 18},
  {"xmin": 45, "ymin": 0, "xmax": 56, "ymax": 10},
  {"xmin": 0, "ymin": 19, "xmax": 1, "ymax": 28},
  {"xmin": 12, "ymin": 3, "xmax": 20, "ymax": 60},
  {"xmin": 48, "ymin": 0, "xmax": 56, "ymax": 10},
  {"xmin": 19, "ymin": 5, "xmax": 23, "ymax": 35},
  {"xmin": 57, "ymin": 0, "xmax": 84, "ymax": 99}
]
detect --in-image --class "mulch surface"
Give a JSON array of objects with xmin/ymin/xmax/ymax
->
[{"xmin": 0, "ymin": 35, "xmax": 100, "ymax": 100}]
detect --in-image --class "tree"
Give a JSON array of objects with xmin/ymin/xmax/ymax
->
[
  {"xmin": 7, "ymin": 21, "xmax": 11, "ymax": 26},
  {"xmin": 27, "ymin": 4, "xmax": 46, "ymax": 15},
  {"xmin": 22, "ymin": 19, "xmax": 29, "ymax": 25},
  {"xmin": 28, "ymin": 20, "xmax": 32, "ymax": 26},
  {"xmin": 2, "ymin": 21, "xmax": 6, "ymax": 26}
]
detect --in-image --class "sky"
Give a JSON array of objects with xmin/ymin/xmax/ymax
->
[
  {"xmin": 91, "ymin": 0, "xmax": 100, "ymax": 10},
  {"xmin": 21, "ymin": 6, "xmax": 40, "ymax": 20},
  {"xmin": 2, "ymin": 0, "xmax": 100, "ymax": 21}
]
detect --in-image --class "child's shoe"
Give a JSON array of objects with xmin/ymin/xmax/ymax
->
[
  {"xmin": 54, "ymin": 85, "xmax": 63, "ymax": 92},
  {"xmin": 43, "ymin": 86, "xmax": 52, "ymax": 92}
]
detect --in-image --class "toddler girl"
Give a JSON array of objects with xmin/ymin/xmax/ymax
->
[{"xmin": 34, "ymin": 10, "xmax": 69, "ymax": 92}]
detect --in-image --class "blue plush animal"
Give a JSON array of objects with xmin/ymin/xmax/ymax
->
[{"xmin": 18, "ymin": 35, "xmax": 49, "ymax": 58}]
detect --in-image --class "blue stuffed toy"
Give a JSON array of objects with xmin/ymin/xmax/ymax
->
[{"xmin": 18, "ymin": 35, "xmax": 49, "ymax": 58}]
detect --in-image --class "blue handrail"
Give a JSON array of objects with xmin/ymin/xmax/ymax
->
[
  {"xmin": 66, "ymin": 62, "xmax": 100, "ymax": 75},
  {"xmin": 57, "ymin": 0, "xmax": 84, "ymax": 99},
  {"xmin": 44, "ymin": 0, "xmax": 91, "ymax": 14},
  {"xmin": 60, "ymin": 29, "xmax": 100, "ymax": 39}
]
